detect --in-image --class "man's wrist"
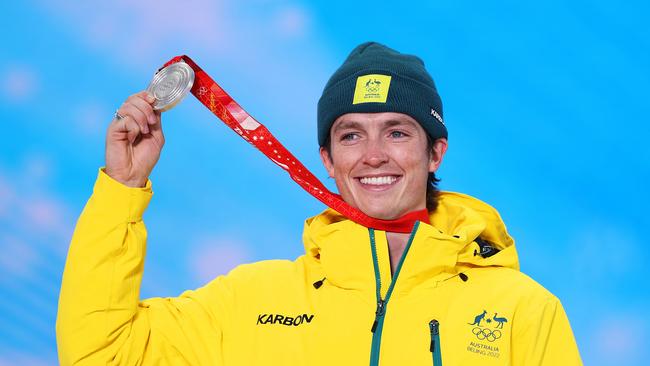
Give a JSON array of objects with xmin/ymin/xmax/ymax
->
[{"xmin": 104, "ymin": 167, "xmax": 148, "ymax": 188}]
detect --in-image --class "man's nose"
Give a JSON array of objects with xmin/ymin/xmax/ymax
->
[{"xmin": 362, "ymin": 138, "xmax": 389, "ymax": 167}]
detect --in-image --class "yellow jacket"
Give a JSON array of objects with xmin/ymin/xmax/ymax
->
[{"xmin": 57, "ymin": 169, "xmax": 582, "ymax": 365}]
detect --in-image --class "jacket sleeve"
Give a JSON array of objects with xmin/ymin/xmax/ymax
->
[
  {"xmin": 511, "ymin": 295, "xmax": 583, "ymax": 366},
  {"xmin": 56, "ymin": 169, "xmax": 232, "ymax": 365}
]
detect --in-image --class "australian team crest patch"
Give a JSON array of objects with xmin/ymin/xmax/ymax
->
[
  {"xmin": 466, "ymin": 309, "xmax": 509, "ymax": 359},
  {"xmin": 353, "ymin": 74, "xmax": 392, "ymax": 104}
]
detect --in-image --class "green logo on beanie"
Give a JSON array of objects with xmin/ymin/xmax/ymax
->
[{"xmin": 365, "ymin": 79, "xmax": 382, "ymax": 93}]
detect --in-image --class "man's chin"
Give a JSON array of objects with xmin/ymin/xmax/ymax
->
[
  {"xmin": 356, "ymin": 205, "xmax": 402, "ymax": 221},
  {"xmin": 344, "ymin": 194, "xmax": 409, "ymax": 220}
]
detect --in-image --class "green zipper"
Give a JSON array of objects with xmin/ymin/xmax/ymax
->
[
  {"xmin": 368, "ymin": 222, "xmax": 420, "ymax": 366},
  {"xmin": 429, "ymin": 319, "xmax": 442, "ymax": 366}
]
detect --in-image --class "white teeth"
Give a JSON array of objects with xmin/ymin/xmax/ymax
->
[{"xmin": 359, "ymin": 176, "xmax": 397, "ymax": 185}]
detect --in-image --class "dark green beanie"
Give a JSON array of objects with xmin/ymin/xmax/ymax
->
[{"xmin": 317, "ymin": 42, "xmax": 446, "ymax": 146}]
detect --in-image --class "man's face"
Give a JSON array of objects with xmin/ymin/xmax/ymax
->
[{"xmin": 320, "ymin": 112, "xmax": 446, "ymax": 220}]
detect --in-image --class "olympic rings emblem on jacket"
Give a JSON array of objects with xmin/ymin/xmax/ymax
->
[{"xmin": 472, "ymin": 327, "xmax": 502, "ymax": 342}]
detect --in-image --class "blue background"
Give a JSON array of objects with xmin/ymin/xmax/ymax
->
[{"xmin": 1, "ymin": 0, "xmax": 648, "ymax": 364}]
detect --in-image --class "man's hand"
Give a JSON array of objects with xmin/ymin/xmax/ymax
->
[{"xmin": 105, "ymin": 91, "xmax": 165, "ymax": 187}]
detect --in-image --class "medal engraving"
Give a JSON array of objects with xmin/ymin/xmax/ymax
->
[{"xmin": 146, "ymin": 61, "xmax": 195, "ymax": 112}]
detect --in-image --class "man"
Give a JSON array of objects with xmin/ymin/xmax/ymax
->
[{"xmin": 57, "ymin": 42, "xmax": 582, "ymax": 365}]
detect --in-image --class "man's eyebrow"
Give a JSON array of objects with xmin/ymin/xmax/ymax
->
[
  {"xmin": 332, "ymin": 118, "xmax": 417, "ymax": 133},
  {"xmin": 332, "ymin": 120, "xmax": 363, "ymax": 133},
  {"xmin": 384, "ymin": 119, "xmax": 418, "ymax": 128}
]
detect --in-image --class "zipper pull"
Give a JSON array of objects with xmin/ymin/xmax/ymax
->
[
  {"xmin": 429, "ymin": 319, "xmax": 440, "ymax": 352},
  {"xmin": 313, "ymin": 277, "xmax": 326, "ymax": 289},
  {"xmin": 371, "ymin": 299, "xmax": 386, "ymax": 333}
]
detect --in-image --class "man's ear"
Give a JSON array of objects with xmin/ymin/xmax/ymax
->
[
  {"xmin": 428, "ymin": 138, "xmax": 448, "ymax": 173},
  {"xmin": 320, "ymin": 147, "xmax": 335, "ymax": 178}
]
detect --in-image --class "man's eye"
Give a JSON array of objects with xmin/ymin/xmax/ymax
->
[
  {"xmin": 390, "ymin": 131, "xmax": 407, "ymax": 138},
  {"xmin": 341, "ymin": 133, "xmax": 358, "ymax": 141}
]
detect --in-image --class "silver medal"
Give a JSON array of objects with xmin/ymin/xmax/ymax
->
[{"xmin": 146, "ymin": 61, "xmax": 195, "ymax": 112}]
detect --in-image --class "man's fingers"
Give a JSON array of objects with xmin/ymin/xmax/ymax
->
[
  {"xmin": 122, "ymin": 116, "xmax": 142, "ymax": 144},
  {"xmin": 148, "ymin": 111, "xmax": 165, "ymax": 145},
  {"xmin": 109, "ymin": 111, "xmax": 144, "ymax": 143},
  {"xmin": 118, "ymin": 104, "xmax": 149, "ymax": 134},
  {"xmin": 127, "ymin": 93, "xmax": 158, "ymax": 126},
  {"xmin": 134, "ymin": 90, "xmax": 156, "ymax": 104},
  {"xmin": 108, "ymin": 90, "xmax": 163, "ymax": 145}
]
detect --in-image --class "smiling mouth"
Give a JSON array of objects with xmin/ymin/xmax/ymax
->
[{"xmin": 357, "ymin": 175, "xmax": 401, "ymax": 186}]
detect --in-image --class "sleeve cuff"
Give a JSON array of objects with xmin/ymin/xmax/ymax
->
[{"xmin": 88, "ymin": 168, "xmax": 154, "ymax": 222}]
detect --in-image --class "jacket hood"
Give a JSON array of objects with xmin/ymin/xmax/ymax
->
[
  {"xmin": 302, "ymin": 191, "xmax": 519, "ymax": 276},
  {"xmin": 432, "ymin": 191, "xmax": 519, "ymax": 271}
]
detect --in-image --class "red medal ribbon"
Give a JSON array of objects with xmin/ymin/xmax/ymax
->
[{"xmin": 162, "ymin": 55, "xmax": 429, "ymax": 233}]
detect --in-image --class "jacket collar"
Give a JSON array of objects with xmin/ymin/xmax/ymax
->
[{"xmin": 302, "ymin": 191, "xmax": 520, "ymax": 296}]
